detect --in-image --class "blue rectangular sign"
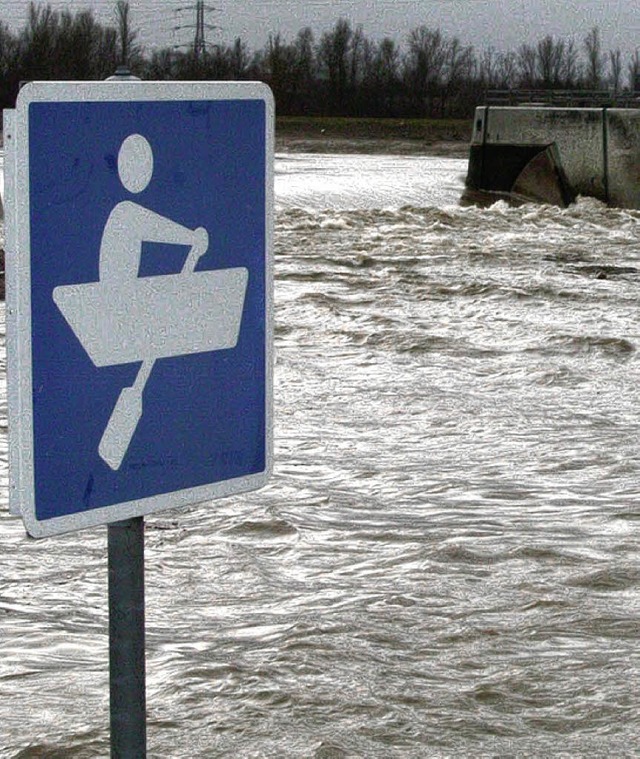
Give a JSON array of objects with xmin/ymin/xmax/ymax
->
[{"xmin": 8, "ymin": 81, "xmax": 273, "ymax": 537}]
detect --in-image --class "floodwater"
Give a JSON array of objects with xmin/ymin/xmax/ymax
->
[{"xmin": 2, "ymin": 153, "xmax": 640, "ymax": 757}]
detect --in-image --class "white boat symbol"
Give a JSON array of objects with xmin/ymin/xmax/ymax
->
[{"xmin": 53, "ymin": 268, "xmax": 248, "ymax": 367}]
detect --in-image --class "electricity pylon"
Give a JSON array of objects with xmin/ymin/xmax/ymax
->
[{"xmin": 174, "ymin": 2, "xmax": 219, "ymax": 60}]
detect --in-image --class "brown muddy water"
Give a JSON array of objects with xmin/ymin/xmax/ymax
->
[{"xmin": 1, "ymin": 153, "xmax": 640, "ymax": 757}]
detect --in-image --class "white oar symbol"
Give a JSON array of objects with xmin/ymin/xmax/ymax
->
[{"xmin": 53, "ymin": 134, "xmax": 248, "ymax": 471}]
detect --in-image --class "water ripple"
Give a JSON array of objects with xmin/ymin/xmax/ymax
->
[{"xmin": 2, "ymin": 159, "xmax": 640, "ymax": 756}]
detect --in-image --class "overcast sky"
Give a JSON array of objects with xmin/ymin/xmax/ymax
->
[{"xmin": 2, "ymin": 1, "xmax": 638, "ymax": 61}]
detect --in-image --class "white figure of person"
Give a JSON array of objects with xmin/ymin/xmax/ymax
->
[
  {"xmin": 98, "ymin": 133, "xmax": 209, "ymax": 469},
  {"xmin": 99, "ymin": 133, "xmax": 208, "ymax": 282}
]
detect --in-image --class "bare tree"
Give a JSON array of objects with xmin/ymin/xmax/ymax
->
[
  {"xmin": 20, "ymin": 3, "xmax": 59, "ymax": 79},
  {"xmin": 0, "ymin": 20, "xmax": 20, "ymax": 107},
  {"xmin": 294, "ymin": 27, "xmax": 316, "ymax": 86},
  {"xmin": 0, "ymin": 21, "xmax": 17, "ymax": 78},
  {"xmin": 628, "ymin": 49, "xmax": 640, "ymax": 91},
  {"xmin": 289, "ymin": 27, "xmax": 317, "ymax": 111},
  {"xmin": 318, "ymin": 18, "xmax": 353, "ymax": 112},
  {"xmin": 377, "ymin": 37, "xmax": 399, "ymax": 86},
  {"xmin": 115, "ymin": 1, "xmax": 140, "ymax": 69},
  {"xmin": 145, "ymin": 47, "xmax": 175, "ymax": 80},
  {"xmin": 516, "ymin": 43, "xmax": 537, "ymax": 87},
  {"xmin": 441, "ymin": 36, "xmax": 474, "ymax": 115},
  {"xmin": 478, "ymin": 47, "xmax": 498, "ymax": 89},
  {"xmin": 57, "ymin": 10, "xmax": 98, "ymax": 78},
  {"xmin": 609, "ymin": 48, "xmax": 622, "ymax": 93},
  {"xmin": 370, "ymin": 37, "xmax": 400, "ymax": 115},
  {"xmin": 228, "ymin": 37, "xmax": 250, "ymax": 78},
  {"xmin": 536, "ymin": 35, "xmax": 565, "ymax": 87},
  {"xmin": 583, "ymin": 26, "xmax": 604, "ymax": 88},
  {"xmin": 349, "ymin": 25, "xmax": 365, "ymax": 90},
  {"xmin": 263, "ymin": 33, "xmax": 298, "ymax": 110},
  {"xmin": 343, "ymin": 34, "xmax": 402, "ymax": 117},
  {"xmin": 404, "ymin": 26, "xmax": 446, "ymax": 115},
  {"xmin": 265, "ymin": 33, "xmax": 288, "ymax": 81},
  {"xmin": 495, "ymin": 51, "xmax": 518, "ymax": 88},
  {"xmin": 560, "ymin": 39, "xmax": 579, "ymax": 87}
]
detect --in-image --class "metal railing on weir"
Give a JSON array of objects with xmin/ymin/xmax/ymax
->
[{"xmin": 485, "ymin": 89, "xmax": 640, "ymax": 108}]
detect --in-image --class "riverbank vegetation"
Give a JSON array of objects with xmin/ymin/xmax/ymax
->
[
  {"xmin": 1, "ymin": 2, "xmax": 639, "ymax": 119},
  {"xmin": 275, "ymin": 116, "xmax": 471, "ymax": 154}
]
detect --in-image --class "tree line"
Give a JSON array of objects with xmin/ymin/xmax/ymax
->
[{"xmin": 1, "ymin": 2, "xmax": 639, "ymax": 118}]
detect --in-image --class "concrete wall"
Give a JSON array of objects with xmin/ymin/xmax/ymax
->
[
  {"xmin": 484, "ymin": 107, "xmax": 606, "ymax": 200},
  {"xmin": 606, "ymin": 109, "xmax": 640, "ymax": 209},
  {"xmin": 471, "ymin": 107, "xmax": 487, "ymax": 147},
  {"xmin": 470, "ymin": 106, "xmax": 640, "ymax": 208}
]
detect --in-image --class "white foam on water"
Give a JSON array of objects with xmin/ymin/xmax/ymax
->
[{"xmin": 275, "ymin": 152, "xmax": 468, "ymax": 210}]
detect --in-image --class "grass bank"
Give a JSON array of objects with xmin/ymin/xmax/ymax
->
[{"xmin": 275, "ymin": 116, "xmax": 473, "ymax": 156}]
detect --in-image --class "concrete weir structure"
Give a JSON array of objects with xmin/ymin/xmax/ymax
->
[{"xmin": 465, "ymin": 106, "xmax": 640, "ymax": 209}]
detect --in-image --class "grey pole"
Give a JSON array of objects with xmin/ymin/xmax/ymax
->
[
  {"xmin": 105, "ymin": 66, "xmax": 146, "ymax": 758},
  {"xmin": 108, "ymin": 517, "xmax": 146, "ymax": 758}
]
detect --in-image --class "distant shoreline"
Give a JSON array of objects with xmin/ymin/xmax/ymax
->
[{"xmin": 275, "ymin": 116, "xmax": 472, "ymax": 157}]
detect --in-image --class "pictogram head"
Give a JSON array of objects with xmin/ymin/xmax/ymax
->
[{"xmin": 118, "ymin": 133, "xmax": 154, "ymax": 193}]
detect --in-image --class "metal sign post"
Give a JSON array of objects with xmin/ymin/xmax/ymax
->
[
  {"xmin": 109, "ymin": 517, "xmax": 146, "ymax": 757},
  {"xmin": 4, "ymin": 77, "xmax": 273, "ymax": 753},
  {"xmin": 105, "ymin": 67, "xmax": 147, "ymax": 759}
]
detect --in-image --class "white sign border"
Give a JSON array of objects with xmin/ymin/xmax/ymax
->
[{"xmin": 11, "ymin": 80, "xmax": 274, "ymax": 538}]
